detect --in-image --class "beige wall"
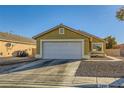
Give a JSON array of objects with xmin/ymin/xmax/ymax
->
[
  {"xmin": 106, "ymin": 49, "xmax": 124, "ymax": 57},
  {"xmin": 0, "ymin": 40, "xmax": 36, "ymax": 57},
  {"xmin": 105, "ymin": 49, "xmax": 120, "ymax": 56}
]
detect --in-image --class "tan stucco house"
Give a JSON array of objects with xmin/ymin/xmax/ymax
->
[
  {"xmin": 33, "ymin": 24, "xmax": 105, "ymax": 59},
  {"xmin": 0, "ymin": 32, "xmax": 36, "ymax": 57}
]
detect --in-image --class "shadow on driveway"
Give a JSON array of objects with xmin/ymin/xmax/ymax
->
[
  {"xmin": 0, "ymin": 59, "xmax": 80, "ymax": 74},
  {"xmin": 109, "ymin": 78, "xmax": 124, "ymax": 87}
]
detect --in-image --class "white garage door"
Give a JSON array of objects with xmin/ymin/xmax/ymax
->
[{"xmin": 42, "ymin": 41, "xmax": 83, "ymax": 59}]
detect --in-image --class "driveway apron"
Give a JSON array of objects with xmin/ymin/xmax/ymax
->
[{"xmin": 0, "ymin": 59, "xmax": 81, "ymax": 87}]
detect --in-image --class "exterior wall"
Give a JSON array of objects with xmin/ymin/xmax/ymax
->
[
  {"xmin": 0, "ymin": 40, "xmax": 36, "ymax": 57},
  {"xmin": 35, "ymin": 27, "xmax": 105, "ymax": 58},
  {"xmin": 36, "ymin": 27, "xmax": 91, "ymax": 56}
]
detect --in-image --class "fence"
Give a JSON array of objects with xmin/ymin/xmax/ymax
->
[
  {"xmin": 120, "ymin": 49, "xmax": 124, "ymax": 56},
  {"xmin": 106, "ymin": 49, "xmax": 124, "ymax": 56},
  {"xmin": 106, "ymin": 49, "xmax": 121, "ymax": 56}
]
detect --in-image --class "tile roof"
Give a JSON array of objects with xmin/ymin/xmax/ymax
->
[{"xmin": 0, "ymin": 32, "xmax": 35, "ymax": 44}]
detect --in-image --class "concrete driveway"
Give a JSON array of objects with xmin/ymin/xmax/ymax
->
[
  {"xmin": 0, "ymin": 59, "xmax": 81, "ymax": 87},
  {"xmin": 0, "ymin": 57, "xmax": 124, "ymax": 88}
]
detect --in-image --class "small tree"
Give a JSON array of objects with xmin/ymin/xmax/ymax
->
[
  {"xmin": 116, "ymin": 7, "xmax": 124, "ymax": 21},
  {"xmin": 104, "ymin": 36, "xmax": 117, "ymax": 49}
]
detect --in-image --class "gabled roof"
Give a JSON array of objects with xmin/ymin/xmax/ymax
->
[
  {"xmin": 33, "ymin": 24, "xmax": 104, "ymax": 42},
  {"xmin": 0, "ymin": 32, "xmax": 36, "ymax": 44}
]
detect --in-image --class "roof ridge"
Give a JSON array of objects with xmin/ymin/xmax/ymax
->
[{"xmin": 33, "ymin": 24, "xmax": 104, "ymax": 42}]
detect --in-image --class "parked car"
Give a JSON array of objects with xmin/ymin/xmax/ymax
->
[{"xmin": 12, "ymin": 50, "xmax": 29, "ymax": 57}]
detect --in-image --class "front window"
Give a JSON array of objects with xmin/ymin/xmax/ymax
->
[{"xmin": 92, "ymin": 43, "xmax": 103, "ymax": 52}]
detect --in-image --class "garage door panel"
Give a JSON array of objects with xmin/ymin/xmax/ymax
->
[{"xmin": 42, "ymin": 41, "xmax": 83, "ymax": 59}]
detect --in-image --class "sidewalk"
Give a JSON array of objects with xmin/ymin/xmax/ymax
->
[{"xmin": 0, "ymin": 76, "xmax": 122, "ymax": 88}]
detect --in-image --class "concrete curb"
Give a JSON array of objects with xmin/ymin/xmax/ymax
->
[
  {"xmin": 85, "ymin": 56, "xmax": 122, "ymax": 62},
  {"xmin": 106, "ymin": 56, "xmax": 122, "ymax": 61}
]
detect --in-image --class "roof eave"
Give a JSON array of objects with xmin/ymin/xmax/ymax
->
[
  {"xmin": 0, "ymin": 38, "xmax": 36, "ymax": 45},
  {"xmin": 32, "ymin": 24, "xmax": 105, "ymax": 42},
  {"xmin": 32, "ymin": 24, "xmax": 91, "ymax": 39}
]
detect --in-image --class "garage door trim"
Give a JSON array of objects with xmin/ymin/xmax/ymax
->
[{"xmin": 40, "ymin": 39, "xmax": 84, "ymax": 59}]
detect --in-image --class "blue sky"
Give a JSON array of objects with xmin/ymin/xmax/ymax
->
[{"xmin": 0, "ymin": 5, "xmax": 124, "ymax": 44}]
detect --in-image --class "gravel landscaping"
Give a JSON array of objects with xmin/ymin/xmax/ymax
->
[{"xmin": 76, "ymin": 60, "xmax": 124, "ymax": 78}]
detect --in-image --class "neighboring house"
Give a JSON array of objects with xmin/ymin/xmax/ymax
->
[
  {"xmin": 0, "ymin": 32, "xmax": 36, "ymax": 57},
  {"xmin": 113, "ymin": 44, "xmax": 124, "ymax": 49},
  {"xmin": 33, "ymin": 24, "xmax": 105, "ymax": 59}
]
